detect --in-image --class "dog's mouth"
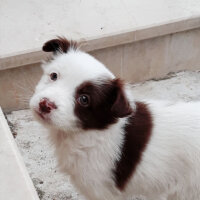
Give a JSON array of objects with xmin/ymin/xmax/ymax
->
[
  {"xmin": 35, "ymin": 109, "xmax": 51, "ymax": 122},
  {"xmin": 36, "ymin": 110, "xmax": 46, "ymax": 119}
]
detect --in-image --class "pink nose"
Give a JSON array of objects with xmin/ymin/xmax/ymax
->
[{"xmin": 39, "ymin": 98, "xmax": 57, "ymax": 114}]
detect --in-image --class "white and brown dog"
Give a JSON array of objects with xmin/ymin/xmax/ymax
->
[{"xmin": 30, "ymin": 37, "xmax": 200, "ymax": 200}]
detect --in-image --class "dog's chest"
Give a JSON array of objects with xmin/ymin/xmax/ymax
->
[{"xmin": 53, "ymin": 131, "xmax": 122, "ymax": 199}]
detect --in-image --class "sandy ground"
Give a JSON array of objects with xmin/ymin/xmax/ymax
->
[{"xmin": 5, "ymin": 71, "xmax": 200, "ymax": 200}]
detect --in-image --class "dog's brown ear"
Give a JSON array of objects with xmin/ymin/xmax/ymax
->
[
  {"xmin": 42, "ymin": 37, "xmax": 77, "ymax": 54},
  {"xmin": 111, "ymin": 79, "xmax": 132, "ymax": 118}
]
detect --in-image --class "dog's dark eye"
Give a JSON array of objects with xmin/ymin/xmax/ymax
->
[
  {"xmin": 50, "ymin": 72, "xmax": 58, "ymax": 81},
  {"xmin": 78, "ymin": 95, "xmax": 90, "ymax": 107}
]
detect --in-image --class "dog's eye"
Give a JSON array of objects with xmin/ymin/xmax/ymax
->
[
  {"xmin": 50, "ymin": 72, "xmax": 58, "ymax": 81},
  {"xmin": 78, "ymin": 95, "xmax": 90, "ymax": 107}
]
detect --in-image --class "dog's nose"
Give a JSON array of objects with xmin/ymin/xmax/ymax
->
[{"xmin": 39, "ymin": 98, "xmax": 57, "ymax": 113}]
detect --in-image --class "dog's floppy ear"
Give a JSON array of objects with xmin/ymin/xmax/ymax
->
[
  {"xmin": 42, "ymin": 37, "xmax": 77, "ymax": 54},
  {"xmin": 111, "ymin": 79, "xmax": 132, "ymax": 118}
]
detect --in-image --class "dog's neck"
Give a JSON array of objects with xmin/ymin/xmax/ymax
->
[
  {"xmin": 48, "ymin": 117, "xmax": 127, "ymax": 174},
  {"xmin": 50, "ymin": 117, "xmax": 128, "ymax": 149}
]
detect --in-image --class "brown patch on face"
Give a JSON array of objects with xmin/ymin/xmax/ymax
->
[
  {"xmin": 42, "ymin": 37, "xmax": 78, "ymax": 54},
  {"xmin": 74, "ymin": 78, "xmax": 132, "ymax": 130},
  {"xmin": 113, "ymin": 102, "xmax": 153, "ymax": 190}
]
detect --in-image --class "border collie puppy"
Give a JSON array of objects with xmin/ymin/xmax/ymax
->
[{"xmin": 30, "ymin": 37, "xmax": 200, "ymax": 200}]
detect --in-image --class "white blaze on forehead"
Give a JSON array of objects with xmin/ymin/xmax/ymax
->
[{"xmin": 43, "ymin": 50, "xmax": 115, "ymax": 87}]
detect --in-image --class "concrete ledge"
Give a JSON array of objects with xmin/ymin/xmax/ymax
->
[
  {"xmin": 1, "ymin": 0, "xmax": 200, "ymax": 70},
  {"xmin": 1, "ymin": 16, "xmax": 200, "ymax": 70},
  {"xmin": 0, "ymin": 107, "xmax": 39, "ymax": 200}
]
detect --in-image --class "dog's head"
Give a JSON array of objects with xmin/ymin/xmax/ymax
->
[{"xmin": 30, "ymin": 37, "xmax": 132, "ymax": 133}]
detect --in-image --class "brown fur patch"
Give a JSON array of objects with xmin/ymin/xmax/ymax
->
[
  {"xmin": 42, "ymin": 37, "xmax": 78, "ymax": 54},
  {"xmin": 113, "ymin": 102, "xmax": 153, "ymax": 190},
  {"xmin": 74, "ymin": 78, "xmax": 132, "ymax": 130}
]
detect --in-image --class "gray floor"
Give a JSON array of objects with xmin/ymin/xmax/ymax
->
[{"xmin": 6, "ymin": 71, "xmax": 200, "ymax": 200}]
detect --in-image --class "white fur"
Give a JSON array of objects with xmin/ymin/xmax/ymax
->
[{"xmin": 30, "ymin": 49, "xmax": 200, "ymax": 200}]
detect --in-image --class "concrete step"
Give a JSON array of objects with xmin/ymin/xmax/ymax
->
[
  {"xmin": 0, "ymin": 107, "xmax": 39, "ymax": 200},
  {"xmin": 1, "ymin": 0, "xmax": 200, "ymax": 70}
]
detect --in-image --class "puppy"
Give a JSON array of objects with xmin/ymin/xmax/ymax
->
[{"xmin": 30, "ymin": 37, "xmax": 200, "ymax": 200}]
